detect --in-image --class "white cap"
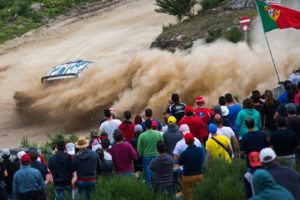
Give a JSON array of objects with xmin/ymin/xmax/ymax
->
[
  {"xmin": 17, "ymin": 151, "xmax": 26, "ymax": 159},
  {"xmin": 260, "ymin": 148, "xmax": 277, "ymax": 163},
  {"xmin": 66, "ymin": 143, "xmax": 75, "ymax": 155},
  {"xmin": 1, "ymin": 149, "xmax": 10, "ymax": 158},
  {"xmin": 179, "ymin": 124, "xmax": 190, "ymax": 135},
  {"xmin": 221, "ymin": 106, "xmax": 229, "ymax": 116}
]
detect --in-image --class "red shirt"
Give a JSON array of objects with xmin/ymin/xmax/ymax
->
[
  {"xmin": 179, "ymin": 115, "xmax": 204, "ymax": 140},
  {"xmin": 294, "ymin": 91, "xmax": 300, "ymax": 105},
  {"xmin": 119, "ymin": 121, "xmax": 135, "ymax": 142},
  {"xmin": 194, "ymin": 107, "xmax": 214, "ymax": 139}
]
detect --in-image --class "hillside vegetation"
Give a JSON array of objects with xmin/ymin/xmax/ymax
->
[{"xmin": 0, "ymin": 0, "xmax": 104, "ymax": 44}]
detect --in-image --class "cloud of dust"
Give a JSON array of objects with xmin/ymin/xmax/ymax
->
[{"xmin": 14, "ymin": 15, "xmax": 300, "ymax": 132}]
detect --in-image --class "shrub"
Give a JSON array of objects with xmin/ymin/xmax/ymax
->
[
  {"xmin": 205, "ymin": 28, "xmax": 222, "ymax": 43},
  {"xmin": 225, "ymin": 26, "xmax": 242, "ymax": 43},
  {"xmin": 200, "ymin": 0, "xmax": 224, "ymax": 12}
]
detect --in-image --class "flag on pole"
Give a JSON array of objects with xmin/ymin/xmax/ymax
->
[{"xmin": 256, "ymin": 0, "xmax": 300, "ymax": 32}]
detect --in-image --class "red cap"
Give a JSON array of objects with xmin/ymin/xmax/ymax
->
[
  {"xmin": 185, "ymin": 106, "xmax": 194, "ymax": 113},
  {"xmin": 196, "ymin": 96, "xmax": 205, "ymax": 104},
  {"xmin": 248, "ymin": 152, "xmax": 262, "ymax": 167},
  {"xmin": 152, "ymin": 120, "xmax": 158, "ymax": 128},
  {"xmin": 21, "ymin": 153, "xmax": 31, "ymax": 162},
  {"xmin": 184, "ymin": 133, "xmax": 195, "ymax": 143}
]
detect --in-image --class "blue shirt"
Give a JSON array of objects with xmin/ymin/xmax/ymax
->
[
  {"xmin": 13, "ymin": 165, "xmax": 45, "ymax": 197},
  {"xmin": 278, "ymin": 91, "xmax": 288, "ymax": 104},
  {"xmin": 178, "ymin": 145, "xmax": 204, "ymax": 176},
  {"xmin": 227, "ymin": 104, "xmax": 242, "ymax": 133}
]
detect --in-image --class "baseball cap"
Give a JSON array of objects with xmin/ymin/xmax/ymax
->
[
  {"xmin": 179, "ymin": 124, "xmax": 190, "ymax": 135},
  {"xmin": 21, "ymin": 153, "xmax": 31, "ymax": 162},
  {"xmin": 285, "ymin": 103, "xmax": 297, "ymax": 114},
  {"xmin": 167, "ymin": 116, "xmax": 177, "ymax": 124},
  {"xmin": 208, "ymin": 123, "xmax": 217, "ymax": 133},
  {"xmin": 248, "ymin": 151, "xmax": 262, "ymax": 167},
  {"xmin": 185, "ymin": 106, "xmax": 194, "ymax": 114},
  {"xmin": 260, "ymin": 148, "xmax": 277, "ymax": 163},
  {"xmin": 184, "ymin": 133, "xmax": 195, "ymax": 143},
  {"xmin": 1, "ymin": 149, "xmax": 10, "ymax": 158},
  {"xmin": 134, "ymin": 124, "xmax": 144, "ymax": 133},
  {"xmin": 196, "ymin": 96, "xmax": 205, "ymax": 104},
  {"xmin": 17, "ymin": 151, "xmax": 26, "ymax": 159},
  {"xmin": 152, "ymin": 120, "xmax": 158, "ymax": 128},
  {"xmin": 66, "ymin": 143, "xmax": 75, "ymax": 155}
]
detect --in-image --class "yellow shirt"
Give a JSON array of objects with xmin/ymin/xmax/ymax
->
[{"xmin": 205, "ymin": 135, "xmax": 231, "ymax": 162}]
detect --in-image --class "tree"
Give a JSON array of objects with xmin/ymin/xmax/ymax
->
[{"xmin": 155, "ymin": 0, "xmax": 197, "ymax": 22}]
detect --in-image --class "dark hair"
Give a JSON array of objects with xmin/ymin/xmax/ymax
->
[
  {"xmin": 124, "ymin": 111, "xmax": 131, "ymax": 120},
  {"xmin": 134, "ymin": 114, "xmax": 143, "ymax": 125},
  {"xmin": 29, "ymin": 150, "xmax": 38, "ymax": 162},
  {"xmin": 218, "ymin": 96, "xmax": 226, "ymax": 106},
  {"xmin": 56, "ymin": 140, "xmax": 66, "ymax": 151},
  {"xmin": 276, "ymin": 116, "xmax": 286, "ymax": 128},
  {"xmin": 245, "ymin": 118, "xmax": 255, "ymax": 129},
  {"xmin": 145, "ymin": 108, "xmax": 153, "ymax": 118},
  {"xmin": 145, "ymin": 119, "xmax": 153, "ymax": 129},
  {"xmin": 287, "ymin": 90, "xmax": 296, "ymax": 102},
  {"xmin": 104, "ymin": 108, "xmax": 111, "ymax": 118},
  {"xmin": 101, "ymin": 138, "xmax": 110, "ymax": 150},
  {"xmin": 213, "ymin": 114, "xmax": 222, "ymax": 125},
  {"xmin": 251, "ymin": 90, "xmax": 261, "ymax": 103},
  {"xmin": 243, "ymin": 98, "xmax": 255, "ymax": 109},
  {"xmin": 283, "ymin": 80, "xmax": 292, "ymax": 90},
  {"xmin": 185, "ymin": 111, "xmax": 193, "ymax": 116},
  {"xmin": 297, "ymin": 81, "xmax": 300, "ymax": 90},
  {"xmin": 224, "ymin": 93, "xmax": 234, "ymax": 103},
  {"xmin": 156, "ymin": 140, "xmax": 167, "ymax": 154},
  {"xmin": 172, "ymin": 93, "xmax": 179, "ymax": 103},
  {"xmin": 113, "ymin": 129, "xmax": 123, "ymax": 142}
]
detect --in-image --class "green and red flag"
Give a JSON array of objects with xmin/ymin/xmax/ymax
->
[{"xmin": 256, "ymin": 0, "xmax": 300, "ymax": 32}]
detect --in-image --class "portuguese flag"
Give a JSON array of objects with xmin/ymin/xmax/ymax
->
[{"xmin": 256, "ymin": 0, "xmax": 300, "ymax": 32}]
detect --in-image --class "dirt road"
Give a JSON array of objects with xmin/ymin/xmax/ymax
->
[{"xmin": 0, "ymin": 0, "xmax": 174, "ymax": 148}]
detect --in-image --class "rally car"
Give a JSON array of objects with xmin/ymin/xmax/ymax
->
[{"xmin": 41, "ymin": 60, "xmax": 93, "ymax": 83}]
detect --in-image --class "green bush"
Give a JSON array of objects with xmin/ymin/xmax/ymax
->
[
  {"xmin": 205, "ymin": 28, "xmax": 222, "ymax": 43},
  {"xmin": 200, "ymin": 0, "xmax": 225, "ymax": 12},
  {"xmin": 225, "ymin": 26, "xmax": 242, "ymax": 43}
]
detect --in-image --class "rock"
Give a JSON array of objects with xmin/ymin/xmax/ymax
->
[{"xmin": 30, "ymin": 3, "xmax": 45, "ymax": 12}]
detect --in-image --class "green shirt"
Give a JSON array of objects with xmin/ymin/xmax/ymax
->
[{"xmin": 137, "ymin": 129, "xmax": 162, "ymax": 157}]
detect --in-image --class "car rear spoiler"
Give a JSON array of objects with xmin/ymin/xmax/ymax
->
[{"xmin": 41, "ymin": 73, "xmax": 79, "ymax": 83}]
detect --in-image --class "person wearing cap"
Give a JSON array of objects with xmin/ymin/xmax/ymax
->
[
  {"xmin": 240, "ymin": 118, "xmax": 269, "ymax": 168},
  {"xmin": 173, "ymin": 124, "xmax": 202, "ymax": 161},
  {"xmin": 270, "ymin": 116, "xmax": 299, "ymax": 168},
  {"xmin": 179, "ymin": 105, "xmax": 205, "ymax": 140},
  {"xmin": 249, "ymin": 169, "xmax": 295, "ymax": 200},
  {"xmin": 224, "ymin": 93, "xmax": 242, "ymax": 134},
  {"xmin": 48, "ymin": 141, "xmax": 73, "ymax": 200},
  {"xmin": 286, "ymin": 103, "xmax": 300, "ymax": 139},
  {"xmin": 178, "ymin": 133, "xmax": 204, "ymax": 200},
  {"xmin": 260, "ymin": 147, "xmax": 300, "ymax": 200},
  {"xmin": 119, "ymin": 111, "xmax": 135, "ymax": 142},
  {"xmin": 99, "ymin": 108, "xmax": 122, "ymax": 144},
  {"xmin": 274, "ymin": 89, "xmax": 296, "ymax": 119},
  {"xmin": 166, "ymin": 93, "xmax": 186, "ymax": 123},
  {"xmin": 194, "ymin": 96, "xmax": 214, "ymax": 144},
  {"xmin": 2, "ymin": 149, "xmax": 19, "ymax": 200},
  {"xmin": 206, "ymin": 123, "xmax": 232, "ymax": 163},
  {"xmin": 163, "ymin": 116, "xmax": 182, "ymax": 155},
  {"xmin": 88, "ymin": 129, "xmax": 100, "ymax": 150},
  {"xmin": 109, "ymin": 129, "xmax": 137, "ymax": 175},
  {"xmin": 243, "ymin": 152, "xmax": 263, "ymax": 199},
  {"xmin": 13, "ymin": 154, "xmax": 46, "ymax": 200},
  {"xmin": 141, "ymin": 108, "xmax": 162, "ymax": 131},
  {"xmin": 137, "ymin": 119, "xmax": 162, "ymax": 185},
  {"xmin": 72, "ymin": 137, "xmax": 101, "ymax": 200},
  {"xmin": 28, "ymin": 149, "xmax": 49, "ymax": 184}
]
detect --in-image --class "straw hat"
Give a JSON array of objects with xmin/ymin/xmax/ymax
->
[{"xmin": 75, "ymin": 137, "xmax": 89, "ymax": 149}]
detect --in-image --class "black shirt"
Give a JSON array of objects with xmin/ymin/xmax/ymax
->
[
  {"xmin": 31, "ymin": 161, "xmax": 48, "ymax": 181},
  {"xmin": 178, "ymin": 145, "xmax": 204, "ymax": 176},
  {"xmin": 3, "ymin": 159, "xmax": 19, "ymax": 194},
  {"xmin": 263, "ymin": 100, "xmax": 279, "ymax": 131},
  {"xmin": 168, "ymin": 103, "xmax": 186, "ymax": 122},
  {"xmin": 0, "ymin": 162, "xmax": 6, "ymax": 181},
  {"xmin": 287, "ymin": 116, "xmax": 300, "ymax": 140},
  {"xmin": 270, "ymin": 129, "xmax": 299, "ymax": 156}
]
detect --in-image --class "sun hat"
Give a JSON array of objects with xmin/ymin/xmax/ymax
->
[
  {"xmin": 195, "ymin": 96, "xmax": 205, "ymax": 104},
  {"xmin": 179, "ymin": 124, "xmax": 190, "ymax": 135},
  {"xmin": 17, "ymin": 151, "xmax": 26, "ymax": 159},
  {"xmin": 260, "ymin": 148, "xmax": 277, "ymax": 163},
  {"xmin": 167, "ymin": 116, "xmax": 177, "ymax": 124},
  {"xmin": 248, "ymin": 151, "xmax": 262, "ymax": 167},
  {"xmin": 184, "ymin": 133, "xmax": 195, "ymax": 143},
  {"xmin": 1, "ymin": 149, "xmax": 10, "ymax": 158},
  {"xmin": 75, "ymin": 137, "xmax": 89, "ymax": 149},
  {"xmin": 208, "ymin": 123, "xmax": 217, "ymax": 134},
  {"xmin": 66, "ymin": 143, "xmax": 75, "ymax": 155},
  {"xmin": 221, "ymin": 106, "xmax": 229, "ymax": 116}
]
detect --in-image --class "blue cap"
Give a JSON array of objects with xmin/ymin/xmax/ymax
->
[{"xmin": 208, "ymin": 123, "xmax": 217, "ymax": 133}]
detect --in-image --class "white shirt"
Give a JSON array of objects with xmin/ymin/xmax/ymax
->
[
  {"xmin": 99, "ymin": 119, "xmax": 121, "ymax": 143},
  {"xmin": 173, "ymin": 137, "xmax": 202, "ymax": 156},
  {"xmin": 208, "ymin": 126, "xmax": 235, "ymax": 140}
]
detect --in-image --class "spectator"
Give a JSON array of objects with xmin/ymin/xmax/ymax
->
[
  {"xmin": 213, "ymin": 114, "xmax": 240, "ymax": 157},
  {"xmin": 225, "ymin": 93, "xmax": 242, "ymax": 134},
  {"xmin": 134, "ymin": 114, "xmax": 143, "ymax": 125},
  {"xmin": 137, "ymin": 119, "xmax": 162, "ymax": 185},
  {"xmin": 109, "ymin": 129, "xmax": 137, "ymax": 175},
  {"xmin": 0, "ymin": 153, "xmax": 8, "ymax": 200},
  {"xmin": 88, "ymin": 129, "xmax": 100, "ymax": 150},
  {"xmin": 220, "ymin": 105, "xmax": 231, "ymax": 127},
  {"xmin": 178, "ymin": 133, "xmax": 204, "ymax": 200},
  {"xmin": 251, "ymin": 90, "xmax": 265, "ymax": 126},
  {"xmin": 240, "ymin": 118, "xmax": 269, "ymax": 167},
  {"xmin": 99, "ymin": 108, "xmax": 122, "ymax": 144},
  {"xmin": 294, "ymin": 81, "xmax": 300, "ymax": 105},
  {"xmin": 166, "ymin": 93, "xmax": 186, "ymax": 122},
  {"xmin": 1, "ymin": 149, "xmax": 19, "ymax": 200},
  {"xmin": 179, "ymin": 105, "xmax": 204, "ymax": 140},
  {"xmin": 270, "ymin": 116, "xmax": 299, "ymax": 168},
  {"xmin": 14, "ymin": 151, "xmax": 26, "ymax": 166},
  {"xmin": 262, "ymin": 90, "xmax": 279, "ymax": 133},
  {"xmin": 244, "ymin": 152, "xmax": 263, "ymax": 199},
  {"xmin": 278, "ymin": 80, "xmax": 292, "ymax": 104},
  {"xmin": 249, "ymin": 169, "xmax": 294, "ymax": 200},
  {"xmin": 72, "ymin": 137, "xmax": 101, "ymax": 200},
  {"xmin": 274, "ymin": 90, "xmax": 296, "ymax": 118},
  {"xmin": 130, "ymin": 124, "xmax": 144, "ymax": 172},
  {"xmin": 142, "ymin": 108, "xmax": 162, "ymax": 131},
  {"xmin": 206, "ymin": 123, "xmax": 232, "ymax": 163},
  {"xmin": 29, "ymin": 149, "xmax": 49, "ymax": 184},
  {"xmin": 286, "ymin": 103, "xmax": 300, "ymax": 139},
  {"xmin": 173, "ymin": 124, "xmax": 203, "ymax": 161},
  {"xmin": 119, "ymin": 111, "xmax": 135, "ymax": 142},
  {"xmin": 236, "ymin": 98, "xmax": 262, "ymax": 140},
  {"xmin": 48, "ymin": 141, "xmax": 73, "ymax": 200},
  {"xmin": 95, "ymin": 149, "xmax": 113, "ymax": 176},
  {"xmin": 100, "ymin": 138, "xmax": 112, "ymax": 161},
  {"xmin": 66, "ymin": 143, "xmax": 76, "ymax": 157},
  {"xmin": 163, "ymin": 116, "xmax": 182, "ymax": 155},
  {"xmin": 260, "ymin": 148, "xmax": 300, "ymax": 200},
  {"xmin": 194, "ymin": 96, "xmax": 214, "ymax": 144},
  {"xmin": 150, "ymin": 141, "xmax": 174, "ymax": 197},
  {"xmin": 13, "ymin": 154, "xmax": 46, "ymax": 200}
]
